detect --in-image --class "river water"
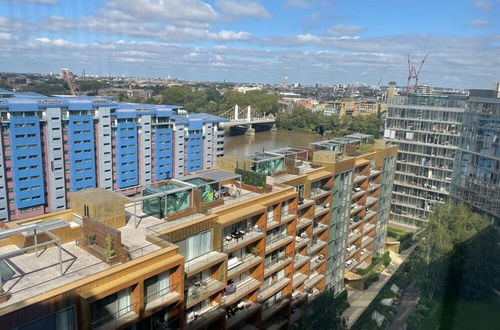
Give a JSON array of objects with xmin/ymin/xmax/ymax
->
[{"xmin": 224, "ymin": 130, "xmax": 333, "ymax": 156}]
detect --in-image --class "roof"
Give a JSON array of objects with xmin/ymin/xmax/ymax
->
[{"xmin": 69, "ymin": 188, "xmax": 130, "ymax": 206}]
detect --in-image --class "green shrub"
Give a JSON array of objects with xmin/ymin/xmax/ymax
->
[
  {"xmin": 235, "ymin": 168, "xmax": 266, "ymax": 189},
  {"xmin": 104, "ymin": 234, "xmax": 116, "ymax": 258}
]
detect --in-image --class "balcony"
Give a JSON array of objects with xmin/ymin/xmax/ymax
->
[
  {"xmin": 359, "ymin": 249, "xmax": 373, "ymax": 263},
  {"xmin": 314, "ymin": 204, "xmax": 330, "ymax": 218},
  {"xmin": 349, "ymin": 216, "xmax": 363, "ymax": 230},
  {"xmin": 185, "ymin": 305, "xmax": 225, "ymax": 330},
  {"xmin": 222, "ymin": 278, "xmax": 261, "ymax": 306},
  {"xmin": 262, "ymin": 298, "xmax": 290, "ymax": 320},
  {"xmin": 310, "ymin": 255, "xmax": 326, "ymax": 272},
  {"xmin": 347, "ymin": 230, "xmax": 362, "ymax": 244},
  {"xmin": 369, "ymin": 169, "xmax": 382, "ymax": 177},
  {"xmin": 307, "ymin": 239, "xmax": 327, "ymax": 256},
  {"xmin": 313, "ymin": 223, "xmax": 328, "ymax": 236},
  {"xmin": 91, "ymin": 302, "xmax": 138, "ymax": 330},
  {"xmin": 144, "ymin": 284, "xmax": 181, "ymax": 312},
  {"xmin": 368, "ymin": 183, "xmax": 380, "ymax": 192},
  {"xmin": 264, "ymin": 256, "xmax": 292, "ymax": 277},
  {"xmin": 186, "ymin": 278, "xmax": 225, "ymax": 308},
  {"xmin": 280, "ymin": 212, "xmax": 296, "ymax": 224},
  {"xmin": 364, "ymin": 210, "xmax": 377, "ymax": 221},
  {"xmin": 258, "ymin": 277, "xmax": 291, "ymax": 301},
  {"xmin": 363, "ymin": 223, "xmax": 375, "ymax": 234},
  {"xmin": 225, "ymin": 302, "xmax": 261, "ymax": 329},
  {"xmin": 310, "ymin": 187, "xmax": 330, "ymax": 200},
  {"xmin": 346, "ymin": 244, "xmax": 358, "ymax": 259},
  {"xmin": 294, "ymin": 254, "xmax": 311, "ymax": 270},
  {"xmin": 295, "ymin": 235, "xmax": 311, "ymax": 250},
  {"xmin": 345, "ymin": 258, "xmax": 358, "ymax": 272},
  {"xmin": 353, "ymin": 174, "xmax": 368, "ymax": 184},
  {"xmin": 350, "ymin": 204, "xmax": 364, "ymax": 215},
  {"xmin": 223, "ymin": 230, "xmax": 265, "ymax": 253},
  {"xmin": 366, "ymin": 196, "xmax": 378, "ymax": 206},
  {"xmin": 296, "ymin": 217, "xmax": 313, "ymax": 230},
  {"xmin": 304, "ymin": 272, "xmax": 323, "ymax": 290},
  {"xmin": 351, "ymin": 189, "xmax": 366, "ymax": 200},
  {"xmin": 298, "ymin": 198, "xmax": 314, "ymax": 210},
  {"xmin": 266, "ymin": 234, "xmax": 293, "ymax": 253},
  {"xmin": 291, "ymin": 291, "xmax": 308, "ymax": 307},
  {"xmin": 185, "ymin": 251, "xmax": 227, "ymax": 277},
  {"xmin": 228, "ymin": 254, "xmax": 263, "ymax": 279},
  {"xmin": 292, "ymin": 273, "xmax": 308, "ymax": 289},
  {"xmin": 361, "ymin": 236, "xmax": 374, "ymax": 248}
]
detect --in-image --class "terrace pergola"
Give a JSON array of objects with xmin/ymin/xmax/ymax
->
[
  {"xmin": 250, "ymin": 152, "xmax": 285, "ymax": 176},
  {"xmin": 0, "ymin": 220, "xmax": 66, "ymax": 289},
  {"xmin": 179, "ymin": 169, "xmax": 242, "ymax": 203}
]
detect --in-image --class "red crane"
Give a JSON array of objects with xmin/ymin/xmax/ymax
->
[{"xmin": 405, "ymin": 54, "xmax": 428, "ymax": 94}]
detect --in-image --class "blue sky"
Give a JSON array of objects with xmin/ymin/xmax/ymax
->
[{"xmin": 0, "ymin": 0, "xmax": 498, "ymax": 88}]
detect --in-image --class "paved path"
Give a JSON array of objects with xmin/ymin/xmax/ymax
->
[
  {"xmin": 343, "ymin": 246, "xmax": 415, "ymax": 328},
  {"xmin": 387, "ymin": 283, "xmax": 419, "ymax": 330}
]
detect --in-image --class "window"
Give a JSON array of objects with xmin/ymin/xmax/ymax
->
[
  {"xmin": 176, "ymin": 230, "xmax": 212, "ymax": 261},
  {"xmin": 16, "ymin": 306, "xmax": 75, "ymax": 330},
  {"xmin": 90, "ymin": 288, "xmax": 131, "ymax": 327},
  {"xmin": 267, "ymin": 206, "xmax": 275, "ymax": 223},
  {"xmin": 144, "ymin": 270, "xmax": 170, "ymax": 304}
]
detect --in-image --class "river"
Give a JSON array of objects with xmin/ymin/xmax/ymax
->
[{"xmin": 223, "ymin": 130, "xmax": 333, "ymax": 156}]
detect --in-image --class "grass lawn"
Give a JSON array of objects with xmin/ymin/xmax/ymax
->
[
  {"xmin": 419, "ymin": 294, "xmax": 500, "ymax": 330},
  {"xmin": 388, "ymin": 226, "xmax": 410, "ymax": 236}
]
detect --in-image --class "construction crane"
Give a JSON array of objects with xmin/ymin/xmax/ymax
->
[
  {"xmin": 405, "ymin": 55, "xmax": 428, "ymax": 94},
  {"xmin": 60, "ymin": 68, "xmax": 77, "ymax": 96}
]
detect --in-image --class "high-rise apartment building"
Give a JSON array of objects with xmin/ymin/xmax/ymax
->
[
  {"xmin": 451, "ymin": 89, "xmax": 500, "ymax": 225},
  {"xmin": 0, "ymin": 92, "xmax": 226, "ymax": 222},
  {"xmin": 0, "ymin": 136, "xmax": 397, "ymax": 330},
  {"xmin": 385, "ymin": 93, "xmax": 467, "ymax": 226}
]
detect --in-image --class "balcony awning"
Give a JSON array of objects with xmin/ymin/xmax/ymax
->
[
  {"xmin": 307, "ymin": 170, "xmax": 332, "ymax": 182},
  {"xmin": 217, "ymin": 205, "xmax": 267, "ymax": 225}
]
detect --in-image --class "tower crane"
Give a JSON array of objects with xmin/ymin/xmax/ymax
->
[{"xmin": 405, "ymin": 55, "xmax": 428, "ymax": 94}]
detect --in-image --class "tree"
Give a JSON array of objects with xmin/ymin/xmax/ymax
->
[{"xmin": 412, "ymin": 202, "xmax": 497, "ymax": 301}]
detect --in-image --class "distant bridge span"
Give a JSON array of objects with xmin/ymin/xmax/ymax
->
[{"xmin": 218, "ymin": 105, "xmax": 276, "ymax": 135}]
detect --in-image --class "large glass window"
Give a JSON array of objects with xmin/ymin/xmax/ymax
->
[
  {"xmin": 17, "ymin": 306, "xmax": 75, "ymax": 330},
  {"xmin": 176, "ymin": 230, "xmax": 212, "ymax": 261},
  {"xmin": 144, "ymin": 270, "xmax": 171, "ymax": 304},
  {"xmin": 90, "ymin": 288, "xmax": 131, "ymax": 327}
]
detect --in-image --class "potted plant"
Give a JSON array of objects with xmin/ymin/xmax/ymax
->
[
  {"xmin": 0, "ymin": 284, "xmax": 10, "ymax": 303},
  {"xmin": 104, "ymin": 234, "xmax": 116, "ymax": 259},
  {"xmin": 250, "ymin": 246, "xmax": 260, "ymax": 256},
  {"xmin": 85, "ymin": 233, "xmax": 96, "ymax": 246}
]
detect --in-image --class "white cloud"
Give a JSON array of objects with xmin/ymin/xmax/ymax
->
[
  {"xmin": 473, "ymin": 1, "xmax": 493, "ymax": 11},
  {"xmin": 216, "ymin": 0, "xmax": 271, "ymax": 19},
  {"xmin": 326, "ymin": 24, "xmax": 364, "ymax": 36},
  {"xmin": 41, "ymin": 15, "xmax": 251, "ymax": 42},
  {"xmin": 106, "ymin": 0, "xmax": 219, "ymax": 24},
  {"xmin": 467, "ymin": 19, "xmax": 492, "ymax": 27}
]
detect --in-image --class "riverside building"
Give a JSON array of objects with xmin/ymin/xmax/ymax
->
[
  {"xmin": 0, "ymin": 135, "xmax": 397, "ymax": 330},
  {"xmin": 385, "ymin": 93, "xmax": 467, "ymax": 226},
  {"xmin": 0, "ymin": 91, "xmax": 226, "ymax": 222},
  {"xmin": 451, "ymin": 89, "xmax": 500, "ymax": 225}
]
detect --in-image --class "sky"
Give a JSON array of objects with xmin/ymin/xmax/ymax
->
[{"xmin": 0, "ymin": 0, "xmax": 499, "ymax": 88}]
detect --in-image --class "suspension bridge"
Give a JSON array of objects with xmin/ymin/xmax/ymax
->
[{"xmin": 218, "ymin": 105, "xmax": 276, "ymax": 135}]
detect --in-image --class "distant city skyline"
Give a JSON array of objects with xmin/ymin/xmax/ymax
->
[{"xmin": 0, "ymin": 0, "xmax": 498, "ymax": 88}]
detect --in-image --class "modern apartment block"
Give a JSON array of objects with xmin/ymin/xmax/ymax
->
[
  {"xmin": 0, "ymin": 92, "xmax": 226, "ymax": 222},
  {"xmin": 451, "ymin": 89, "xmax": 500, "ymax": 225},
  {"xmin": 0, "ymin": 136, "xmax": 396, "ymax": 330},
  {"xmin": 385, "ymin": 93, "xmax": 467, "ymax": 226}
]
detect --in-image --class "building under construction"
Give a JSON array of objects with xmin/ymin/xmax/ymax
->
[
  {"xmin": 385, "ymin": 93, "xmax": 467, "ymax": 226},
  {"xmin": 451, "ymin": 88, "xmax": 500, "ymax": 225}
]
